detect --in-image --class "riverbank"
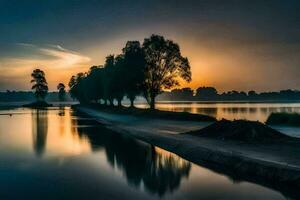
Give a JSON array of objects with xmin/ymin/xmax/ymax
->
[
  {"xmin": 74, "ymin": 105, "xmax": 300, "ymax": 198},
  {"xmin": 79, "ymin": 103, "xmax": 216, "ymax": 122}
]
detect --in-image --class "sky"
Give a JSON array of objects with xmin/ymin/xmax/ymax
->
[{"xmin": 0, "ymin": 0, "xmax": 299, "ymax": 92}]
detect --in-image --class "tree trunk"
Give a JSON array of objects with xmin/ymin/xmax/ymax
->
[
  {"xmin": 109, "ymin": 99, "xmax": 113, "ymax": 106},
  {"xmin": 130, "ymin": 100, "xmax": 134, "ymax": 108},
  {"xmin": 150, "ymin": 95, "xmax": 155, "ymax": 110},
  {"xmin": 117, "ymin": 99, "xmax": 122, "ymax": 107},
  {"xmin": 129, "ymin": 96, "xmax": 135, "ymax": 108}
]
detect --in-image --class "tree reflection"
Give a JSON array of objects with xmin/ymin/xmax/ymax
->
[
  {"xmin": 74, "ymin": 118, "xmax": 191, "ymax": 196},
  {"xmin": 196, "ymin": 107, "xmax": 217, "ymax": 117},
  {"xmin": 31, "ymin": 109, "xmax": 48, "ymax": 156}
]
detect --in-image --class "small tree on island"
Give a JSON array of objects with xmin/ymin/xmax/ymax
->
[
  {"xmin": 57, "ymin": 83, "xmax": 66, "ymax": 101},
  {"xmin": 142, "ymin": 35, "xmax": 191, "ymax": 109},
  {"xmin": 31, "ymin": 69, "xmax": 48, "ymax": 102}
]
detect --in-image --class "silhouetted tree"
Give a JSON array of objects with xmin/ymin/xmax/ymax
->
[
  {"xmin": 85, "ymin": 66, "xmax": 105, "ymax": 103},
  {"xmin": 170, "ymin": 87, "xmax": 193, "ymax": 100},
  {"xmin": 57, "ymin": 83, "xmax": 66, "ymax": 101},
  {"xmin": 248, "ymin": 90, "xmax": 257, "ymax": 96},
  {"xmin": 122, "ymin": 41, "xmax": 146, "ymax": 107},
  {"xmin": 142, "ymin": 35, "xmax": 191, "ymax": 109},
  {"xmin": 195, "ymin": 87, "xmax": 218, "ymax": 100},
  {"xmin": 103, "ymin": 55, "xmax": 115, "ymax": 105},
  {"xmin": 31, "ymin": 69, "xmax": 48, "ymax": 101},
  {"xmin": 68, "ymin": 72, "xmax": 87, "ymax": 103},
  {"xmin": 112, "ymin": 55, "xmax": 126, "ymax": 106}
]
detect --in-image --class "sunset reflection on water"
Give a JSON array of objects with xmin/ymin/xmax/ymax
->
[
  {"xmin": 135, "ymin": 102, "xmax": 300, "ymax": 122},
  {"xmin": 0, "ymin": 107, "xmax": 289, "ymax": 199},
  {"xmin": 0, "ymin": 107, "xmax": 91, "ymax": 158}
]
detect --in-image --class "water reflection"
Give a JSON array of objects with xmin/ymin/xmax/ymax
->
[
  {"xmin": 0, "ymin": 107, "xmax": 289, "ymax": 199},
  {"xmin": 72, "ymin": 113, "xmax": 291, "ymax": 199},
  {"xmin": 30, "ymin": 108, "xmax": 91, "ymax": 157},
  {"xmin": 196, "ymin": 107, "xmax": 217, "ymax": 117},
  {"xmin": 32, "ymin": 109, "xmax": 48, "ymax": 156},
  {"xmin": 148, "ymin": 102, "xmax": 300, "ymax": 122},
  {"xmin": 74, "ymin": 117, "xmax": 191, "ymax": 196}
]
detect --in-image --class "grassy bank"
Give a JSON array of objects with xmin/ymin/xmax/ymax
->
[
  {"xmin": 73, "ymin": 103, "xmax": 216, "ymax": 122},
  {"xmin": 266, "ymin": 113, "xmax": 300, "ymax": 127}
]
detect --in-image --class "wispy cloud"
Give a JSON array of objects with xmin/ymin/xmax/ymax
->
[
  {"xmin": 0, "ymin": 43, "xmax": 91, "ymax": 90},
  {"xmin": 39, "ymin": 46, "xmax": 90, "ymax": 68}
]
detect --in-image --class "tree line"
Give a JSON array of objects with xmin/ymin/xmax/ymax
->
[
  {"xmin": 157, "ymin": 87, "xmax": 300, "ymax": 101},
  {"xmin": 68, "ymin": 34, "xmax": 191, "ymax": 109},
  {"xmin": 14, "ymin": 34, "xmax": 300, "ymax": 105}
]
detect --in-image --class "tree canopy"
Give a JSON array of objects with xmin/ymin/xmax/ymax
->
[
  {"xmin": 142, "ymin": 35, "xmax": 191, "ymax": 109},
  {"xmin": 68, "ymin": 34, "xmax": 191, "ymax": 109},
  {"xmin": 122, "ymin": 41, "xmax": 146, "ymax": 107},
  {"xmin": 31, "ymin": 69, "xmax": 48, "ymax": 101}
]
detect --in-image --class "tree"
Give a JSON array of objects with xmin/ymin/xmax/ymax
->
[
  {"xmin": 68, "ymin": 72, "xmax": 87, "ymax": 103},
  {"xmin": 122, "ymin": 41, "xmax": 146, "ymax": 107},
  {"xmin": 142, "ymin": 35, "xmax": 191, "ymax": 109},
  {"xmin": 85, "ymin": 66, "xmax": 105, "ymax": 103},
  {"xmin": 170, "ymin": 87, "xmax": 193, "ymax": 100},
  {"xmin": 195, "ymin": 87, "xmax": 218, "ymax": 100},
  {"xmin": 112, "ymin": 54, "xmax": 126, "ymax": 107},
  {"xmin": 103, "ymin": 55, "xmax": 115, "ymax": 106},
  {"xmin": 31, "ymin": 69, "xmax": 48, "ymax": 101},
  {"xmin": 57, "ymin": 83, "xmax": 66, "ymax": 101}
]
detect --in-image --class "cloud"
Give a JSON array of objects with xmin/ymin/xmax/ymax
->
[
  {"xmin": 0, "ymin": 43, "xmax": 91, "ymax": 90},
  {"xmin": 39, "ymin": 46, "xmax": 91, "ymax": 68}
]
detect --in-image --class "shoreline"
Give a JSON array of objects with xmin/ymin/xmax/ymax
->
[{"xmin": 75, "ymin": 105, "xmax": 300, "ymax": 198}]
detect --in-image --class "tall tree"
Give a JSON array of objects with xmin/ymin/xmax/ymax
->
[
  {"xmin": 103, "ymin": 55, "xmax": 115, "ymax": 106},
  {"xmin": 103, "ymin": 55, "xmax": 126, "ymax": 106},
  {"xmin": 142, "ymin": 35, "xmax": 191, "ymax": 109},
  {"xmin": 68, "ymin": 72, "xmax": 87, "ymax": 103},
  {"xmin": 57, "ymin": 83, "xmax": 66, "ymax": 101},
  {"xmin": 111, "ymin": 54, "xmax": 126, "ymax": 107},
  {"xmin": 122, "ymin": 41, "xmax": 146, "ymax": 107},
  {"xmin": 31, "ymin": 69, "xmax": 48, "ymax": 102},
  {"xmin": 85, "ymin": 66, "xmax": 105, "ymax": 103}
]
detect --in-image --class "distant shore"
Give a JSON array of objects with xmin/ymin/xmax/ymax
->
[{"xmin": 74, "ymin": 105, "xmax": 300, "ymax": 198}]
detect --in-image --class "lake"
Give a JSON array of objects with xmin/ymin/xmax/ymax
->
[
  {"xmin": 137, "ymin": 102, "xmax": 300, "ymax": 122},
  {"xmin": 0, "ymin": 107, "xmax": 292, "ymax": 199}
]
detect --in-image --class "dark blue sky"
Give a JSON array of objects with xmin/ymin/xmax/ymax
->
[{"xmin": 0, "ymin": 0, "xmax": 299, "ymax": 91}]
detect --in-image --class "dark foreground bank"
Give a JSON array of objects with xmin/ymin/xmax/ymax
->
[
  {"xmin": 267, "ymin": 112, "xmax": 300, "ymax": 127},
  {"xmin": 74, "ymin": 105, "xmax": 300, "ymax": 199}
]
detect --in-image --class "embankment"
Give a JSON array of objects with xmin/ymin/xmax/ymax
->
[{"xmin": 74, "ymin": 105, "xmax": 300, "ymax": 198}]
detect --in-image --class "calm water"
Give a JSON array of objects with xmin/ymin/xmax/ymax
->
[
  {"xmin": 137, "ymin": 102, "xmax": 300, "ymax": 122},
  {"xmin": 0, "ymin": 107, "xmax": 290, "ymax": 199}
]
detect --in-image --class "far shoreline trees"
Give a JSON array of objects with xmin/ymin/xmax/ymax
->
[
  {"xmin": 157, "ymin": 87, "xmax": 300, "ymax": 101},
  {"xmin": 69, "ymin": 34, "xmax": 191, "ymax": 109}
]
